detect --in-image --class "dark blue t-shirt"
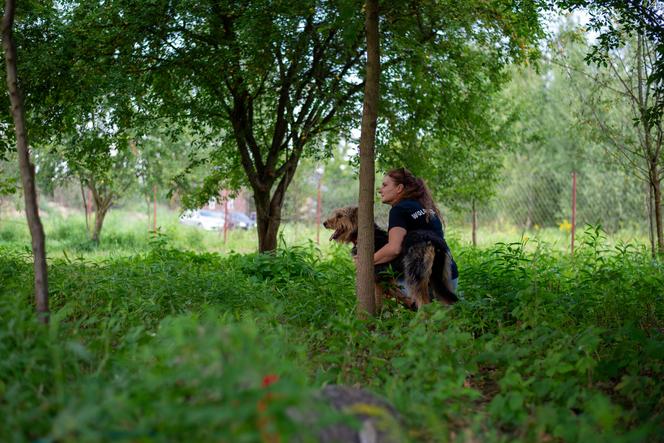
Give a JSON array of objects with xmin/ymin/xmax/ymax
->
[{"xmin": 388, "ymin": 199, "xmax": 458, "ymax": 279}]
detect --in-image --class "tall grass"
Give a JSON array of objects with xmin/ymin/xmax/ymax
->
[{"xmin": 1, "ymin": 223, "xmax": 662, "ymax": 442}]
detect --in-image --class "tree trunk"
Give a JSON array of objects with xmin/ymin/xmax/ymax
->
[
  {"xmin": 81, "ymin": 180, "xmax": 90, "ymax": 234},
  {"xmin": 88, "ymin": 182, "xmax": 113, "ymax": 244},
  {"xmin": 471, "ymin": 199, "xmax": 477, "ymax": 247},
  {"xmin": 254, "ymin": 188, "xmax": 281, "ymax": 253},
  {"xmin": 92, "ymin": 205, "xmax": 110, "ymax": 244},
  {"xmin": 356, "ymin": 0, "xmax": 380, "ymax": 317},
  {"xmin": 651, "ymin": 165, "xmax": 663, "ymax": 253},
  {"xmin": 647, "ymin": 181, "xmax": 656, "ymax": 257},
  {"xmin": 2, "ymin": 0, "xmax": 49, "ymax": 323}
]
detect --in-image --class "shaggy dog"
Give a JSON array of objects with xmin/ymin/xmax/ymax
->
[{"xmin": 323, "ymin": 206, "xmax": 458, "ymax": 309}]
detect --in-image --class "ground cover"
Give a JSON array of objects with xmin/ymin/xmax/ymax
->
[
  {"xmin": 0, "ymin": 205, "xmax": 651, "ymax": 259},
  {"xmin": 1, "ymin": 222, "xmax": 662, "ymax": 442}
]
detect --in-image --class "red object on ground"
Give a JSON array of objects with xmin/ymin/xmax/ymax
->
[
  {"xmin": 257, "ymin": 374, "xmax": 281, "ymax": 442},
  {"xmin": 262, "ymin": 374, "xmax": 279, "ymax": 388}
]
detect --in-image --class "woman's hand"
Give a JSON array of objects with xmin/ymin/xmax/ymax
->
[{"xmin": 374, "ymin": 227, "xmax": 406, "ymax": 264}]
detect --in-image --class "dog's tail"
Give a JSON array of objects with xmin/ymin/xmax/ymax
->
[
  {"xmin": 431, "ymin": 250, "xmax": 458, "ymax": 304},
  {"xmin": 403, "ymin": 243, "xmax": 435, "ymax": 308}
]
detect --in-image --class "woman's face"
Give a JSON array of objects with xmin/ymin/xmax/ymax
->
[{"xmin": 379, "ymin": 175, "xmax": 403, "ymax": 206}]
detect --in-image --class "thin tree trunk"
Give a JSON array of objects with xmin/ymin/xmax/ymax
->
[
  {"xmin": 647, "ymin": 180, "xmax": 656, "ymax": 257},
  {"xmin": 652, "ymin": 169, "xmax": 663, "ymax": 253},
  {"xmin": 254, "ymin": 189, "xmax": 281, "ymax": 252},
  {"xmin": 356, "ymin": 0, "xmax": 380, "ymax": 317},
  {"xmin": 471, "ymin": 199, "xmax": 477, "ymax": 247},
  {"xmin": 92, "ymin": 205, "xmax": 109, "ymax": 244},
  {"xmin": 2, "ymin": 0, "xmax": 49, "ymax": 323},
  {"xmin": 637, "ymin": 35, "xmax": 663, "ymax": 253},
  {"xmin": 81, "ymin": 180, "xmax": 90, "ymax": 234},
  {"xmin": 89, "ymin": 182, "xmax": 113, "ymax": 244}
]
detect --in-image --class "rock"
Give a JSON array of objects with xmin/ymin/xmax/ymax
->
[{"xmin": 314, "ymin": 385, "xmax": 404, "ymax": 443}]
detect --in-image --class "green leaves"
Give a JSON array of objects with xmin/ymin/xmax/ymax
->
[{"xmin": 1, "ymin": 225, "xmax": 663, "ymax": 441}]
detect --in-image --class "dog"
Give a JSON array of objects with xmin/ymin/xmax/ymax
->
[{"xmin": 323, "ymin": 206, "xmax": 458, "ymax": 309}]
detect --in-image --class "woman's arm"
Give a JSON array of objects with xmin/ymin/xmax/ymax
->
[{"xmin": 374, "ymin": 227, "xmax": 406, "ymax": 264}]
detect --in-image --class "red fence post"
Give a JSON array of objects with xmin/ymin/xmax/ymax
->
[
  {"xmin": 571, "ymin": 171, "xmax": 577, "ymax": 255},
  {"xmin": 316, "ymin": 177, "xmax": 322, "ymax": 244}
]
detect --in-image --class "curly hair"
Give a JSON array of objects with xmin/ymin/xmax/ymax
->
[{"xmin": 386, "ymin": 167, "xmax": 442, "ymax": 223}]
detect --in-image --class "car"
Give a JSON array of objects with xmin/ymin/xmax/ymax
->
[
  {"xmin": 230, "ymin": 211, "xmax": 256, "ymax": 230},
  {"xmin": 179, "ymin": 209, "xmax": 227, "ymax": 231}
]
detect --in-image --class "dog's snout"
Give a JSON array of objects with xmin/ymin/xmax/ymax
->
[{"xmin": 323, "ymin": 220, "xmax": 329, "ymax": 228}]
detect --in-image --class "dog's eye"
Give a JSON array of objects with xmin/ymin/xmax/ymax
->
[{"xmin": 336, "ymin": 214, "xmax": 340, "ymax": 218}]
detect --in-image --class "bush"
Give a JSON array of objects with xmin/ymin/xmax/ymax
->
[{"xmin": 0, "ymin": 228, "xmax": 662, "ymax": 442}]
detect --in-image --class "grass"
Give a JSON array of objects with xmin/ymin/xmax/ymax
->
[
  {"xmin": 0, "ymin": 204, "xmax": 652, "ymax": 260},
  {"xmin": 0, "ymin": 206, "xmax": 662, "ymax": 442},
  {"xmin": 0, "ymin": 204, "xmax": 340, "ymax": 258}
]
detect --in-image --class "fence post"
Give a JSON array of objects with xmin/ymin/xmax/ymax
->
[
  {"xmin": 222, "ymin": 190, "xmax": 229, "ymax": 243},
  {"xmin": 571, "ymin": 171, "xmax": 577, "ymax": 255},
  {"xmin": 316, "ymin": 177, "xmax": 322, "ymax": 244},
  {"xmin": 471, "ymin": 198, "xmax": 477, "ymax": 247},
  {"xmin": 153, "ymin": 184, "xmax": 157, "ymax": 232}
]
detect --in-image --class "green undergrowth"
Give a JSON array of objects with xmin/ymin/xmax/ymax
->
[{"xmin": 1, "ymin": 227, "xmax": 662, "ymax": 442}]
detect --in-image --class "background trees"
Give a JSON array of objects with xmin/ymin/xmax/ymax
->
[
  {"xmin": 555, "ymin": 0, "xmax": 664, "ymax": 252},
  {"xmin": 32, "ymin": 0, "xmax": 542, "ymax": 252},
  {"xmin": 2, "ymin": 0, "xmax": 658, "ymax": 256}
]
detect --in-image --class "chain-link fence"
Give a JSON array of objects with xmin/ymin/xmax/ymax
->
[
  {"xmin": 274, "ymin": 163, "xmax": 654, "ymax": 249},
  {"xmin": 1, "ymin": 161, "xmax": 655, "ymax": 250},
  {"xmin": 486, "ymin": 170, "xmax": 649, "ymax": 234}
]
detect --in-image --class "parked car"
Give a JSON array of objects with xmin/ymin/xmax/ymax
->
[
  {"xmin": 179, "ymin": 209, "xmax": 227, "ymax": 231},
  {"xmin": 230, "ymin": 212, "xmax": 256, "ymax": 230}
]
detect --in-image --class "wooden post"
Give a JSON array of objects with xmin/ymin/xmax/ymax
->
[
  {"xmin": 153, "ymin": 184, "xmax": 157, "ymax": 231},
  {"xmin": 571, "ymin": 171, "xmax": 577, "ymax": 255},
  {"xmin": 223, "ymin": 191, "xmax": 229, "ymax": 243},
  {"xmin": 316, "ymin": 177, "xmax": 322, "ymax": 244}
]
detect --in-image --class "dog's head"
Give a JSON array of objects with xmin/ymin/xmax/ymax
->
[{"xmin": 323, "ymin": 206, "xmax": 358, "ymax": 243}]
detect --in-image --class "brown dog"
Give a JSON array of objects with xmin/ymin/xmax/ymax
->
[{"xmin": 323, "ymin": 206, "xmax": 457, "ymax": 310}]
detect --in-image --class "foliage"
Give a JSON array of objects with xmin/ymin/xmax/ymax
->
[
  {"xmin": 0, "ymin": 157, "xmax": 17, "ymax": 196},
  {"xmin": 555, "ymin": 0, "xmax": 664, "ymax": 124},
  {"xmin": 9, "ymin": 0, "xmax": 546, "ymax": 251},
  {"xmin": 485, "ymin": 30, "xmax": 652, "ymax": 233},
  {"xmin": 1, "ymin": 224, "xmax": 662, "ymax": 442}
]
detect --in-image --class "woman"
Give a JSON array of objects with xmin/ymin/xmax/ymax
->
[{"xmin": 375, "ymin": 167, "xmax": 458, "ymax": 304}]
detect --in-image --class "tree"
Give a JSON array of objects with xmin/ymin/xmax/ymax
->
[
  {"xmin": 356, "ymin": 0, "xmax": 379, "ymax": 316},
  {"xmin": 379, "ymin": 93, "xmax": 511, "ymax": 245},
  {"xmin": 133, "ymin": 130, "xmax": 201, "ymax": 228},
  {"xmin": 57, "ymin": 0, "xmax": 543, "ymax": 253},
  {"xmin": 556, "ymin": 0, "xmax": 664, "ymax": 123},
  {"xmin": 555, "ymin": 0, "xmax": 664, "ymax": 253},
  {"xmin": 36, "ymin": 120, "xmax": 138, "ymax": 243},
  {"xmin": 2, "ymin": 0, "xmax": 49, "ymax": 322},
  {"xmin": 553, "ymin": 28, "xmax": 664, "ymax": 252}
]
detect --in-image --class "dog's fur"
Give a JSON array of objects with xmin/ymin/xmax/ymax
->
[{"xmin": 323, "ymin": 206, "xmax": 458, "ymax": 309}]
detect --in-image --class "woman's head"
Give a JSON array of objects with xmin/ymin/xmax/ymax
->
[{"xmin": 380, "ymin": 168, "xmax": 441, "ymax": 220}]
